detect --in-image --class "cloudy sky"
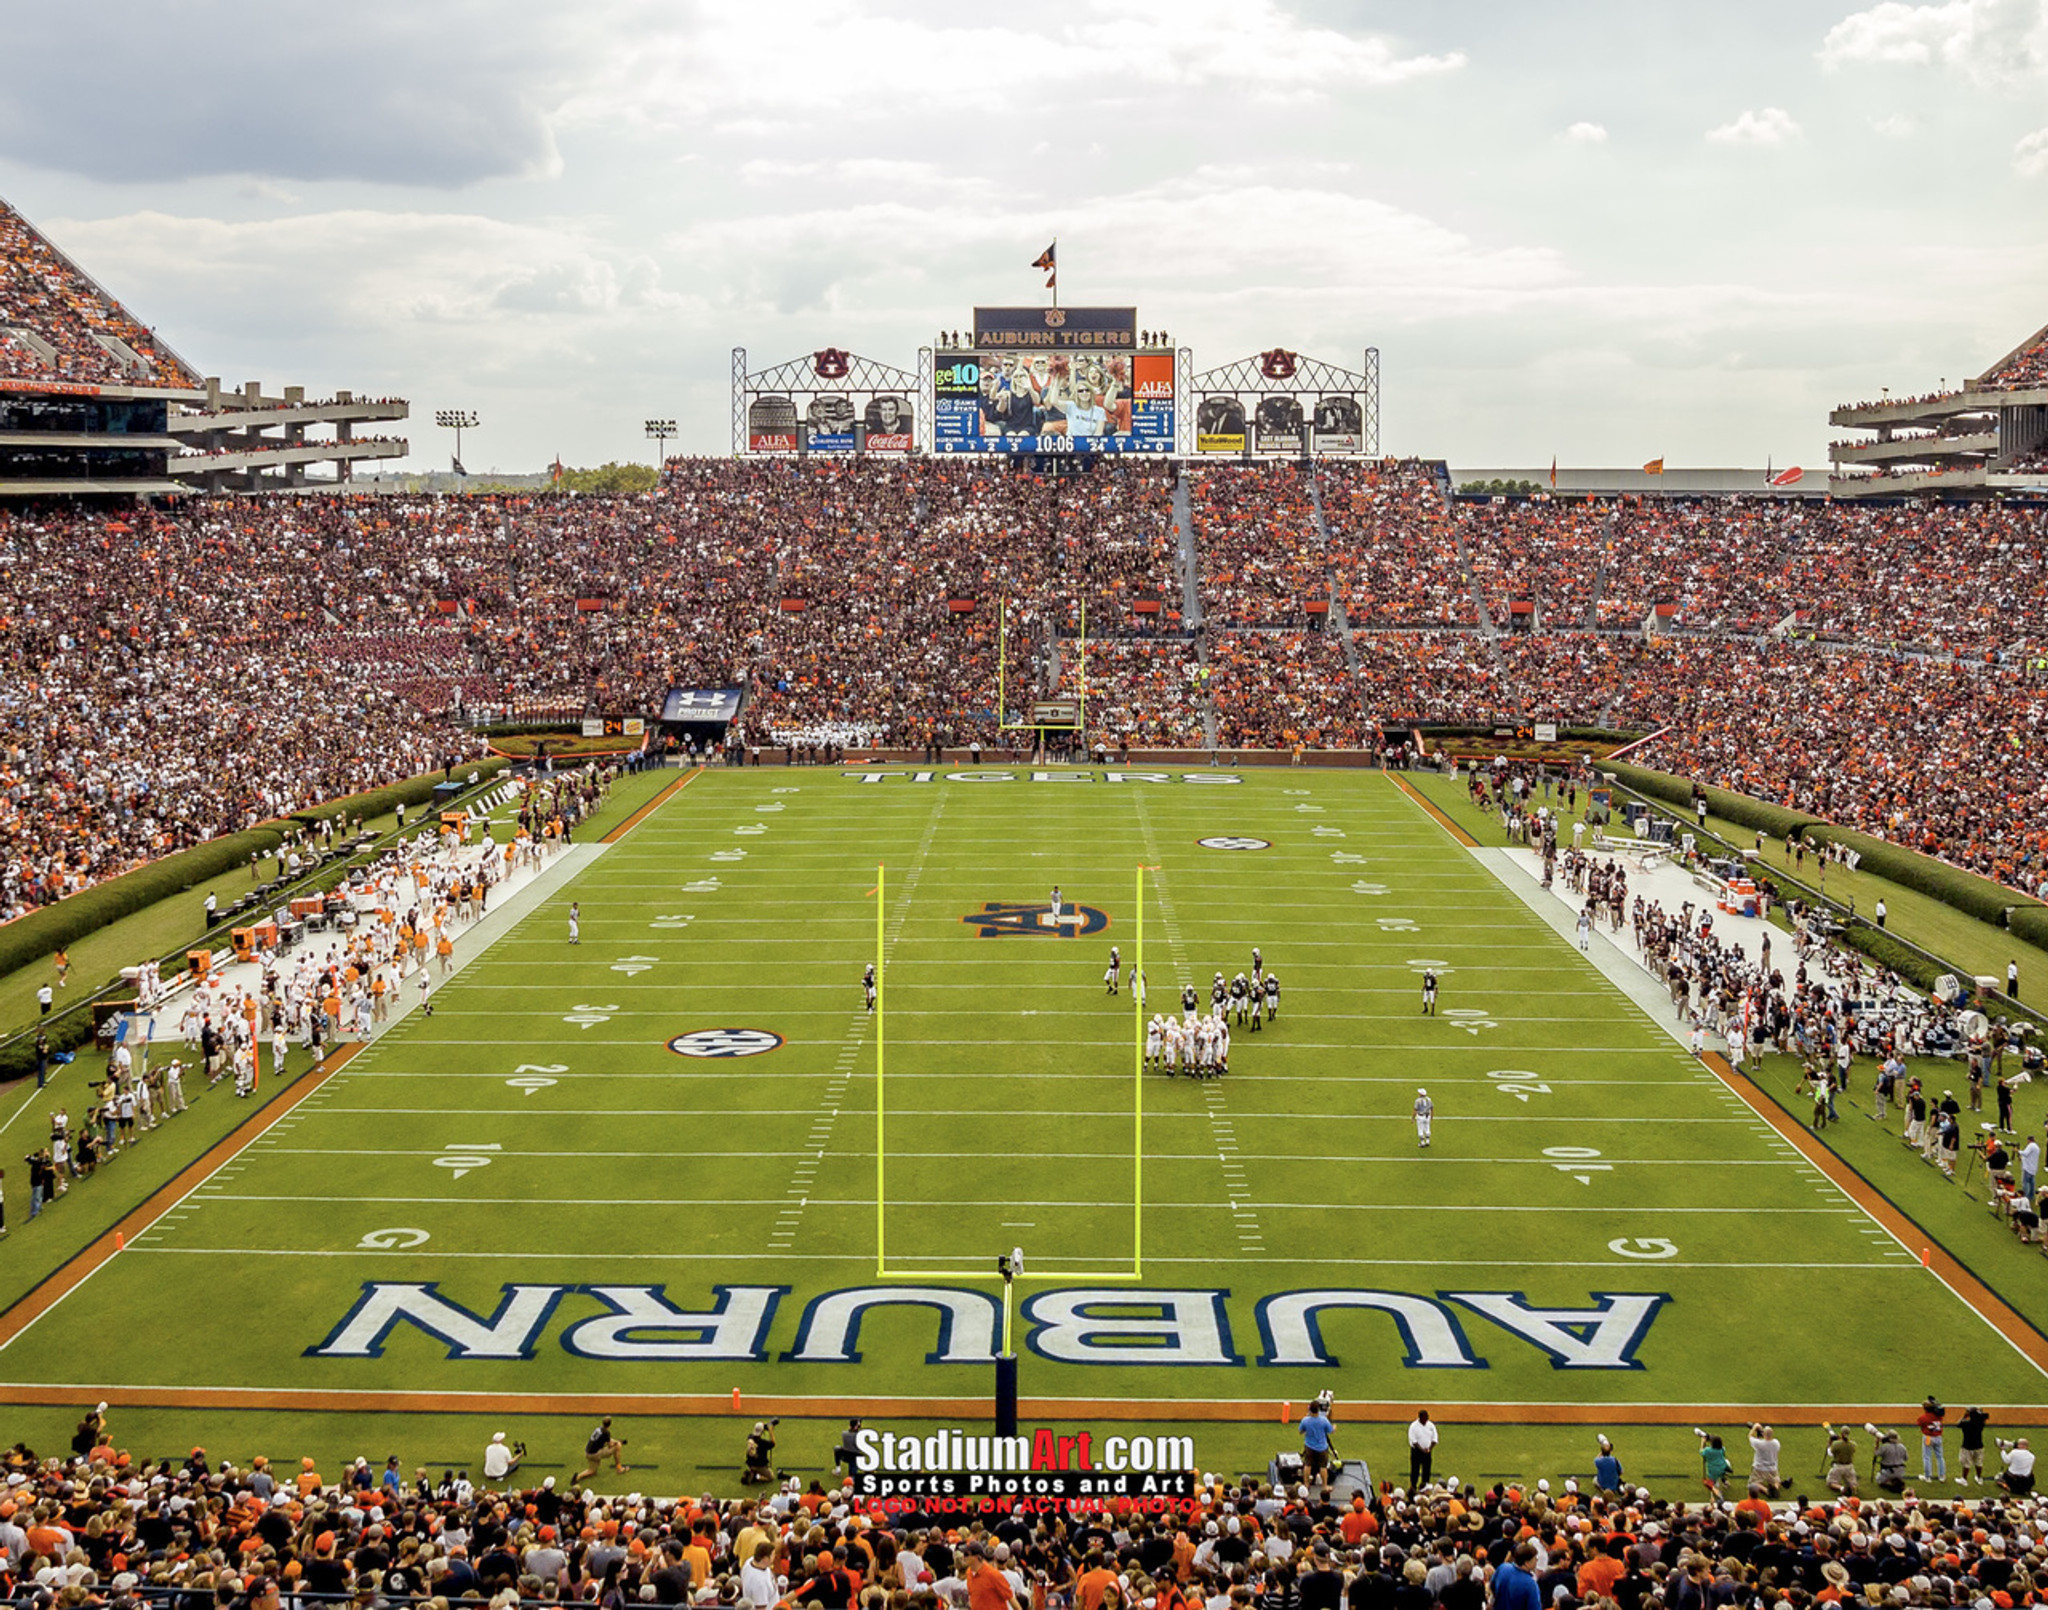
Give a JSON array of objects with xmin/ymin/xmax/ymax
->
[{"xmin": 4, "ymin": 0, "xmax": 2044, "ymax": 471}]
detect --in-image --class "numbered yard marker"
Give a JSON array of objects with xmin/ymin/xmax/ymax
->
[
  {"xmin": 1197, "ymin": 836, "xmax": 1271, "ymax": 851},
  {"xmin": 710, "ymin": 848, "xmax": 747, "ymax": 862},
  {"xmin": 1407, "ymin": 957, "xmax": 1454, "ymax": 974},
  {"xmin": 1311, "ymin": 826, "xmax": 1346, "ymax": 838},
  {"xmin": 667, "ymin": 1028, "xmax": 786, "ymax": 1058},
  {"xmin": 435, "ymin": 1142, "xmax": 501, "ymax": 1180},
  {"xmin": 1350, "ymin": 880, "xmax": 1390, "ymax": 895},
  {"xmin": 1376, "ymin": 917, "xmax": 1419, "ymax": 931},
  {"xmin": 1543, "ymin": 1145, "xmax": 1612, "ymax": 1184},
  {"xmin": 1330, "ymin": 851, "xmax": 1368, "ymax": 864},
  {"xmin": 506, "ymin": 1077, "xmax": 558, "ymax": 1096},
  {"xmin": 755, "ymin": 802, "xmax": 785, "ymax": 812},
  {"xmin": 356, "ymin": 1227, "xmax": 431, "ymax": 1249},
  {"xmin": 682, "ymin": 878, "xmax": 721, "ymax": 893},
  {"xmin": 734, "ymin": 824, "xmax": 768, "ymax": 835},
  {"xmin": 770, "ymin": 787, "xmax": 800, "ymax": 794},
  {"xmin": 1283, "ymin": 789, "xmax": 1310, "ymax": 796},
  {"xmin": 611, "ymin": 954, "xmax": 660, "ymax": 976},
  {"xmin": 650, "ymin": 914, "xmax": 693, "ymax": 929},
  {"xmin": 563, "ymin": 1003, "xmax": 619, "ymax": 1030},
  {"xmin": 1442, "ymin": 1007, "xmax": 1496, "ymax": 1034},
  {"xmin": 1485, "ymin": 1068, "xmax": 1551, "ymax": 1102},
  {"xmin": 1608, "ymin": 1237, "xmax": 1678, "ymax": 1259},
  {"xmin": 1292, "ymin": 803, "xmax": 1325, "ymax": 813}
]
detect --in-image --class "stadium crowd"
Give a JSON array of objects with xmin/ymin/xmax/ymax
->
[
  {"xmin": 0, "ymin": 202, "xmax": 198, "ymax": 389},
  {"xmin": 4, "ymin": 1411, "xmax": 2048, "ymax": 1610},
  {"xmin": 6, "ymin": 460, "xmax": 2048, "ymax": 919}
]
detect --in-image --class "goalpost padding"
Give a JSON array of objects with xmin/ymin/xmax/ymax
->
[{"xmin": 874, "ymin": 861, "xmax": 1146, "ymax": 1282}]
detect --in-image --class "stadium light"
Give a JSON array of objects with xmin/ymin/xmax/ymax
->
[
  {"xmin": 434, "ymin": 409, "xmax": 479, "ymax": 476},
  {"xmin": 645, "ymin": 417, "xmax": 677, "ymax": 471}
]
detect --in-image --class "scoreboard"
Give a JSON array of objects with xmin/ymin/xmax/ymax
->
[{"xmin": 933, "ymin": 307, "xmax": 1175, "ymax": 456}]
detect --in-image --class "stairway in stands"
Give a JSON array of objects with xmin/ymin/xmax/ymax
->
[{"xmin": 1173, "ymin": 471, "xmax": 1220, "ymax": 748}]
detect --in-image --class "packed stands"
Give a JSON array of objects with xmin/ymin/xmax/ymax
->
[
  {"xmin": 7, "ymin": 461, "xmax": 2048, "ymax": 920},
  {"xmin": 1321, "ymin": 460, "xmax": 1476, "ymax": 626},
  {"xmin": 1981, "ymin": 326, "xmax": 2048, "ymax": 390},
  {"xmin": 7, "ymin": 1422, "xmax": 2048, "ymax": 1610},
  {"xmin": 0, "ymin": 199, "xmax": 199, "ymax": 389}
]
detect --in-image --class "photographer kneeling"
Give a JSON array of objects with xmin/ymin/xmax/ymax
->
[{"xmin": 742, "ymin": 1418, "xmax": 779, "ymax": 1485}]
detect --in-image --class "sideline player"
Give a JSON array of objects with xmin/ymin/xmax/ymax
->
[
  {"xmin": 1421, "ymin": 969, "xmax": 1438, "ymax": 1016},
  {"xmin": 1414, "ymin": 1087, "xmax": 1434, "ymax": 1148},
  {"xmin": 568, "ymin": 901, "xmax": 581, "ymax": 945},
  {"xmin": 863, "ymin": 963, "xmax": 877, "ymax": 1014}
]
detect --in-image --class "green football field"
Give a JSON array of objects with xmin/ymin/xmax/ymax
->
[{"xmin": 6, "ymin": 764, "xmax": 2047, "ymax": 1461}]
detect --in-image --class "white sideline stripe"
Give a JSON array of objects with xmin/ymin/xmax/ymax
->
[
  {"xmin": 420, "ymin": 1008, "xmax": 1671, "ymax": 1021},
  {"xmin": 245, "ymin": 1113, "xmax": 1765, "ymax": 1131},
  {"xmin": 357, "ymin": 1038, "xmax": 1691, "ymax": 1053},
  {"xmin": 117, "ymin": 1246, "xmax": 1908, "ymax": 1271},
  {"xmin": 183, "ymin": 1192, "xmax": 1859, "ymax": 1212},
  {"xmin": 216, "ymin": 1147, "xmax": 1811, "ymax": 1166},
  {"xmin": 330, "ymin": 1071, "xmax": 1705, "ymax": 1086}
]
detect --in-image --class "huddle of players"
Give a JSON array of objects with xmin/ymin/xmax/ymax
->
[{"xmin": 1134, "ymin": 945, "xmax": 1280, "ymax": 1080}]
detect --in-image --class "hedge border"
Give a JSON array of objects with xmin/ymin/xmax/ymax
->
[
  {"xmin": 1803, "ymin": 821, "xmax": 2042, "ymax": 931},
  {"xmin": 1603, "ymin": 760, "xmax": 1824, "ymax": 843},
  {"xmin": 1604, "ymin": 759, "xmax": 2046, "ymax": 934}
]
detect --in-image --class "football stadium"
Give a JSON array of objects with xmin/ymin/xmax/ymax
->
[{"xmin": 5, "ymin": 7, "xmax": 2048, "ymax": 1607}]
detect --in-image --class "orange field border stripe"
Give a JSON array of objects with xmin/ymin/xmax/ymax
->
[
  {"xmin": 1699, "ymin": 1049, "xmax": 2048, "ymax": 1376},
  {"xmin": 602, "ymin": 766, "xmax": 701, "ymax": 843},
  {"xmin": 1387, "ymin": 772, "xmax": 1478, "ymax": 847},
  {"xmin": 0, "ymin": 1042, "xmax": 365, "ymax": 1353}
]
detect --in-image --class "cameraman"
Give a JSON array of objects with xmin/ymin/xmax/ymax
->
[
  {"xmin": 742, "ymin": 1419, "xmax": 779, "ymax": 1485},
  {"xmin": 1298, "ymin": 1397, "xmax": 1334, "ymax": 1488},
  {"xmin": 483, "ymin": 1431, "xmax": 524, "ymax": 1485},
  {"xmin": 1999, "ymin": 1436, "xmax": 2036, "ymax": 1496}
]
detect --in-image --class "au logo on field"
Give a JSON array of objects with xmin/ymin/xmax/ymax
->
[
  {"xmin": 962, "ymin": 902, "xmax": 1109, "ymax": 939},
  {"xmin": 667, "ymin": 1029, "xmax": 785, "ymax": 1058},
  {"xmin": 1197, "ymin": 836, "xmax": 1270, "ymax": 851}
]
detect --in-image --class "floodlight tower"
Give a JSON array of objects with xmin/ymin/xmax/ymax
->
[
  {"xmin": 435, "ymin": 409, "xmax": 479, "ymax": 476},
  {"xmin": 645, "ymin": 418, "xmax": 677, "ymax": 477}
]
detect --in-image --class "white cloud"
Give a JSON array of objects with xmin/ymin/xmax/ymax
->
[
  {"xmin": 1870, "ymin": 112, "xmax": 1918, "ymax": 136},
  {"xmin": 2018, "ymin": 126, "xmax": 2048, "ymax": 174},
  {"xmin": 1562, "ymin": 121, "xmax": 1609, "ymax": 143},
  {"xmin": 564, "ymin": 1, "xmax": 1463, "ymax": 129},
  {"xmin": 1819, "ymin": 0, "xmax": 2048, "ymax": 84},
  {"xmin": 1706, "ymin": 107, "xmax": 1803, "ymax": 145}
]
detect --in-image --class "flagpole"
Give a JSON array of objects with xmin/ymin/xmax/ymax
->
[{"xmin": 1051, "ymin": 237, "xmax": 1058, "ymax": 310}]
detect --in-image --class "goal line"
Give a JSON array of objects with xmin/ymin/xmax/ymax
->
[{"xmin": 875, "ymin": 862, "xmax": 1146, "ymax": 1283}]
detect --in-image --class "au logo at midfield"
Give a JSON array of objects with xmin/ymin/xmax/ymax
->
[{"xmin": 962, "ymin": 902, "xmax": 1109, "ymax": 938}]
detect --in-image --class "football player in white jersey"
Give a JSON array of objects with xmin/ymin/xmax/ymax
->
[
  {"xmin": 1216, "ymin": 1010, "xmax": 1231, "ymax": 1076},
  {"xmin": 1144, "ymin": 1013, "xmax": 1164, "ymax": 1072},
  {"xmin": 1414, "ymin": 1087, "xmax": 1434, "ymax": 1147}
]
